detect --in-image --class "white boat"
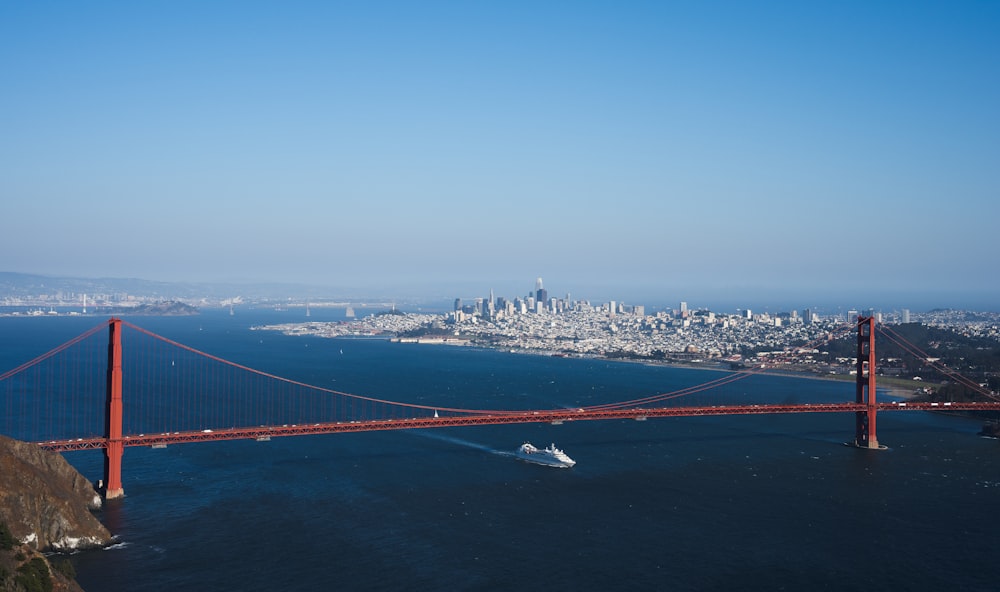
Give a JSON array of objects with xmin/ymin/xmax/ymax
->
[{"xmin": 515, "ymin": 442, "xmax": 576, "ymax": 468}]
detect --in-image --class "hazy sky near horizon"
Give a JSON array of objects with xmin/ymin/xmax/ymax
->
[{"xmin": 2, "ymin": 2, "xmax": 998, "ymax": 309}]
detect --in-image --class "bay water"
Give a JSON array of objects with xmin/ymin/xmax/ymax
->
[{"xmin": 2, "ymin": 310, "xmax": 998, "ymax": 591}]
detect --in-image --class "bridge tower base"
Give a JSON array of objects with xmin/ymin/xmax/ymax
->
[
  {"xmin": 103, "ymin": 318, "xmax": 125, "ymax": 499},
  {"xmin": 852, "ymin": 316, "xmax": 885, "ymax": 450}
]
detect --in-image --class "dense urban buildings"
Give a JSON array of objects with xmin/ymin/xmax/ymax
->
[{"xmin": 254, "ymin": 279, "xmax": 1000, "ymax": 384}]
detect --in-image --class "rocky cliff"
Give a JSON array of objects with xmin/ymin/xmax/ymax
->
[{"xmin": 0, "ymin": 435, "xmax": 111, "ymax": 551}]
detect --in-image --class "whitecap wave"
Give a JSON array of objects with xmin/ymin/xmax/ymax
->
[{"xmin": 104, "ymin": 541, "xmax": 131, "ymax": 551}]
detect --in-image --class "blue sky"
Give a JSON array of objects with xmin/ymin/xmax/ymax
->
[{"xmin": 2, "ymin": 2, "xmax": 998, "ymax": 310}]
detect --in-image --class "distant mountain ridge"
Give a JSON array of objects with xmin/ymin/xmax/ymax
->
[
  {"xmin": 0, "ymin": 272, "xmax": 190, "ymax": 298},
  {"xmin": 0, "ymin": 272, "xmax": 342, "ymax": 301}
]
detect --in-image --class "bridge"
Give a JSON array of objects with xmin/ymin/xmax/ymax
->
[{"xmin": 2, "ymin": 316, "xmax": 999, "ymax": 500}]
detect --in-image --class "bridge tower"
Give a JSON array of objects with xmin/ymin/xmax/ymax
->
[
  {"xmin": 854, "ymin": 316, "xmax": 881, "ymax": 449},
  {"xmin": 102, "ymin": 318, "xmax": 125, "ymax": 499}
]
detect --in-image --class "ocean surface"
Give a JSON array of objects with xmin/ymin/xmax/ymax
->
[{"xmin": 1, "ymin": 309, "xmax": 998, "ymax": 591}]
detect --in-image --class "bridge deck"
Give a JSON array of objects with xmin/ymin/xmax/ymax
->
[{"xmin": 37, "ymin": 400, "xmax": 1000, "ymax": 452}]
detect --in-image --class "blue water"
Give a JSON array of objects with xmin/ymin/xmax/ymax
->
[{"xmin": 2, "ymin": 310, "xmax": 999, "ymax": 591}]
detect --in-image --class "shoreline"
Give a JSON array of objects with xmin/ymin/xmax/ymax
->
[
  {"xmin": 255, "ymin": 321, "xmax": 926, "ymax": 401},
  {"xmin": 389, "ymin": 336, "xmax": 924, "ymax": 401}
]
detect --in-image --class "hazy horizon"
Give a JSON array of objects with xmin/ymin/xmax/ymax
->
[
  {"xmin": 3, "ymin": 3, "xmax": 997, "ymax": 311},
  {"xmin": 3, "ymin": 270, "xmax": 996, "ymax": 315}
]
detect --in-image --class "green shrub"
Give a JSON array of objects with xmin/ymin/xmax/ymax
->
[
  {"xmin": 0, "ymin": 521, "xmax": 16, "ymax": 551},
  {"xmin": 52, "ymin": 557, "xmax": 76, "ymax": 580},
  {"xmin": 15, "ymin": 557, "xmax": 53, "ymax": 592}
]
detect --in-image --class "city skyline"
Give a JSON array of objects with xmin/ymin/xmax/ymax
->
[
  {"xmin": 2, "ymin": 3, "xmax": 998, "ymax": 310},
  {"xmin": 0, "ymin": 270, "xmax": 985, "ymax": 317}
]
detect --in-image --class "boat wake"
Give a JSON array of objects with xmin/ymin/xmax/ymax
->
[
  {"xmin": 405, "ymin": 430, "xmax": 498, "ymax": 453},
  {"xmin": 405, "ymin": 431, "xmax": 575, "ymax": 466}
]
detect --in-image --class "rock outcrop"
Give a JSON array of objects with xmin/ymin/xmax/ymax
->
[{"xmin": 0, "ymin": 435, "xmax": 111, "ymax": 551}]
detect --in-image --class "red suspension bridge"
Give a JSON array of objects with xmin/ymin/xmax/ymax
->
[{"xmin": 2, "ymin": 316, "xmax": 999, "ymax": 500}]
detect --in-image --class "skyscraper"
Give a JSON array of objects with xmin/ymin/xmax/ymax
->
[{"xmin": 485, "ymin": 289, "xmax": 496, "ymax": 318}]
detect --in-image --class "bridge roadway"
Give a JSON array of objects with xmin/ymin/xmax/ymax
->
[{"xmin": 36, "ymin": 400, "xmax": 1000, "ymax": 452}]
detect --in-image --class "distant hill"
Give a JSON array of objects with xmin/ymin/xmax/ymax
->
[
  {"xmin": 0, "ymin": 272, "xmax": 207, "ymax": 299},
  {"xmin": 0, "ymin": 272, "xmax": 340, "ymax": 301},
  {"xmin": 103, "ymin": 301, "xmax": 199, "ymax": 316}
]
